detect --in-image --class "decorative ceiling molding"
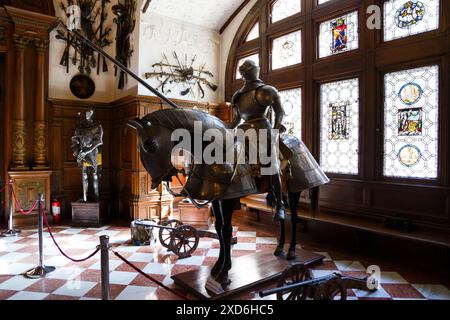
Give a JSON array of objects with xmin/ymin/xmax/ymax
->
[
  {"xmin": 1, "ymin": 0, "xmax": 55, "ymax": 16},
  {"xmin": 4, "ymin": 5, "xmax": 57, "ymax": 39},
  {"xmin": 143, "ymin": 0, "xmax": 245, "ymax": 31}
]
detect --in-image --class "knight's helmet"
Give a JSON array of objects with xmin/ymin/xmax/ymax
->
[{"xmin": 86, "ymin": 109, "xmax": 94, "ymax": 121}]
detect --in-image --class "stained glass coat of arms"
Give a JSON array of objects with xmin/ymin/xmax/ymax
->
[
  {"xmin": 383, "ymin": 65, "xmax": 439, "ymax": 179},
  {"xmin": 319, "ymin": 11, "xmax": 359, "ymax": 58},
  {"xmin": 329, "ymin": 102, "xmax": 350, "ymax": 140},
  {"xmin": 384, "ymin": 0, "xmax": 440, "ymax": 42},
  {"xmin": 320, "ymin": 78, "xmax": 359, "ymax": 175}
]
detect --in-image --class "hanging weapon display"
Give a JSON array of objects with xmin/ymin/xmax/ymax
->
[
  {"xmin": 143, "ymin": 52, "xmax": 218, "ymax": 99},
  {"xmin": 112, "ymin": 0, "xmax": 136, "ymax": 90},
  {"xmin": 56, "ymin": 0, "xmax": 113, "ymax": 75}
]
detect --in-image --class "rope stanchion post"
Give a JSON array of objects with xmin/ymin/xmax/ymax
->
[
  {"xmin": 99, "ymin": 235, "xmax": 111, "ymax": 300},
  {"xmin": 1, "ymin": 178, "xmax": 21, "ymax": 237},
  {"xmin": 25, "ymin": 194, "xmax": 56, "ymax": 279}
]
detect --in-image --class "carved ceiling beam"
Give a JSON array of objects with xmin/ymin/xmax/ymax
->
[{"xmin": 4, "ymin": 5, "xmax": 57, "ymax": 40}]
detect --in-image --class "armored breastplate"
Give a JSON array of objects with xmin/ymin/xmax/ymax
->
[
  {"xmin": 78, "ymin": 122, "xmax": 101, "ymax": 148},
  {"xmin": 236, "ymin": 90, "xmax": 269, "ymax": 122}
]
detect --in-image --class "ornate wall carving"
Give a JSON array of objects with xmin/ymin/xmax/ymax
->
[{"xmin": 11, "ymin": 119, "xmax": 26, "ymax": 166}]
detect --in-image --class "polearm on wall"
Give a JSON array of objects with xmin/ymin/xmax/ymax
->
[{"xmin": 49, "ymin": 20, "xmax": 179, "ymax": 110}]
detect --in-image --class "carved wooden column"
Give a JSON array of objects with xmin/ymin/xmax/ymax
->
[
  {"xmin": 11, "ymin": 34, "xmax": 30, "ymax": 169},
  {"xmin": 33, "ymin": 39, "xmax": 50, "ymax": 169}
]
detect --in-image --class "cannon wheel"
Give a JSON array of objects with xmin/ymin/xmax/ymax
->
[
  {"xmin": 169, "ymin": 225, "xmax": 199, "ymax": 259},
  {"xmin": 276, "ymin": 263, "xmax": 312, "ymax": 300},
  {"xmin": 159, "ymin": 219, "xmax": 183, "ymax": 249}
]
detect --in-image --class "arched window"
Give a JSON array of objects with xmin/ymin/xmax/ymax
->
[{"xmin": 225, "ymin": 0, "xmax": 449, "ymax": 231}]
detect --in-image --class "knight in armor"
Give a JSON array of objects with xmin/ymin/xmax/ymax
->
[
  {"xmin": 71, "ymin": 110, "xmax": 103, "ymax": 202},
  {"xmin": 230, "ymin": 60, "xmax": 286, "ymax": 221}
]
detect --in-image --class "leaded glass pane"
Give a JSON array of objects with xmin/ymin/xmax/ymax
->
[
  {"xmin": 319, "ymin": 11, "xmax": 359, "ymax": 59},
  {"xmin": 271, "ymin": 0, "xmax": 301, "ymax": 23},
  {"xmin": 272, "ymin": 30, "xmax": 302, "ymax": 70},
  {"xmin": 384, "ymin": 0, "xmax": 440, "ymax": 42},
  {"xmin": 235, "ymin": 54, "xmax": 259, "ymax": 79},
  {"xmin": 280, "ymin": 88, "xmax": 302, "ymax": 139},
  {"xmin": 320, "ymin": 78, "xmax": 359, "ymax": 175},
  {"xmin": 246, "ymin": 22, "xmax": 259, "ymax": 42},
  {"xmin": 383, "ymin": 65, "xmax": 439, "ymax": 179}
]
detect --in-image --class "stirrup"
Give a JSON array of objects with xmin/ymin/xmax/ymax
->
[{"xmin": 273, "ymin": 206, "xmax": 286, "ymax": 221}]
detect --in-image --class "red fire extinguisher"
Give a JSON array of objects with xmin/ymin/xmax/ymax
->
[{"xmin": 52, "ymin": 198, "xmax": 61, "ymax": 224}]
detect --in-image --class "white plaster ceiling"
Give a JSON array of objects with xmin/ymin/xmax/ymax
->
[{"xmin": 144, "ymin": 0, "xmax": 246, "ymax": 31}]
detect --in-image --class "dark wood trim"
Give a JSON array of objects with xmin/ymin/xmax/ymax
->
[
  {"xmin": 225, "ymin": 0, "xmax": 450, "ymax": 234},
  {"xmin": 219, "ymin": 0, "xmax": 252, "ymax": 34}
]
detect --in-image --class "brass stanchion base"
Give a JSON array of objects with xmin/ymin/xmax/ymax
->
[
  {"xmin": 24, "ymin": 265, "xmax": 56, "ymax": 279},
  {"xmin": 0, "ymin": 229, "xmax": 21, "ymax": 237}
]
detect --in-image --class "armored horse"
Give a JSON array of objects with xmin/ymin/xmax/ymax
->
[
  {"xmin": 50, "ymin": 19, "xmax": 329, "ymax": 288},
  {"xmin": 128, "ymin": 108, "xmax": 329, "ymax": 287}
]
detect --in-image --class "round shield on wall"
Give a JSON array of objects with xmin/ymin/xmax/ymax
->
[{"xmin": 70, "ymin": 74, "xmax": 96, "ymax": 99}]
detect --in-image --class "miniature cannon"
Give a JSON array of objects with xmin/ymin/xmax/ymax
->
[
  {"xmin": 133, "ymin": 219, "xmax": 237, "ymax": 259},
  {"xmin": 259, "ymin": 263, "xmax": 378, "ymax": 300}
]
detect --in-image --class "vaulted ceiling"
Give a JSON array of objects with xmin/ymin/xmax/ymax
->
[{"xmin": 144, "ymin": 0, "xmax": 245, "ymax": 31}]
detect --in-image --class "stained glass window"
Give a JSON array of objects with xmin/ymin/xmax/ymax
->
[
  {"xmin": 319, "ymin": 11, "xmax": 359, "ymax": 59},
  {"xmin": 383, "ymin": 65, "xmax": 439, "ymax": 179},
  {"xmin": 235, "ymin": 53, "xmax": 260, "ymax": 79},
  {"xmin": 320, "ymin": 78, "xmax": 359, "ymax": 175},
  {"xmin": 246, "ymin": 22, "xmax": 259, "ymax": 42},
  {"xmin": 279, "ymin": 88, "xmax": 302, "ymax": 139},
  {"xmin": 271, "ymin": 0, "xmax": 301, "ymax": 24},
  {"xmin": 272, "ymin": 30, "xmax": 301, "ymax": 70},
  {"xmin": 384, "ymin": 0, "xmax": 440, "ymax": 42}
]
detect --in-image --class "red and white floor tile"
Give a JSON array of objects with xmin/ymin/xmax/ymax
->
[{"xmin": 0, "ymin": 225, "xmax": 449, "ymax": 300}]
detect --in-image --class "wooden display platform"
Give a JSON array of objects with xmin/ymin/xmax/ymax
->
[
  {"xmin": 172, "ymin": 249, "xmax": 324, "ymax": 300},
  {"xmin": 71, "ymin": 201, "xmax": 106, "ymax": 228}
]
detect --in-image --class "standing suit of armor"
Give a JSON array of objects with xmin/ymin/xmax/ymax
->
[
  {"xmin": 71, "ymin": 110, "xmax": 104, "ymax": 202},
  {"xmin": 230, "ymin": 60, "xmax": 286, "ymax": 221}
]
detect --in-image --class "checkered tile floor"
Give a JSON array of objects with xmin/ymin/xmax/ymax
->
[{"xmin": 0, "ymin": 224, "xmax": 449, "ymax": 300}]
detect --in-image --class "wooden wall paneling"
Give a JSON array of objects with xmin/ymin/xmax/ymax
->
[{"xmin": 0, "ymin": 6, "xmax": 57, "ymax": 223}]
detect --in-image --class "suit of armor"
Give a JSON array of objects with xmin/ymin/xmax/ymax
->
[
  {"xmin": 71, "ymin": 110, "xmax": 103, "ymax": 202},
  {"xmin": 230, "ymin": 60, "xmax": 286, "ymax": 221}
]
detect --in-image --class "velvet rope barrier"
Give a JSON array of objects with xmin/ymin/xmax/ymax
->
[
  {"xmin": 112, "ymin": 250, "xmax": 189, "ymax": 300},
  {"xmin": 11, "ymin": 188, "xmax": 39, "ymax": 215},
  {"xmin": 40, "ymin": 203, "xmax": 101, "ymax": 263}
]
